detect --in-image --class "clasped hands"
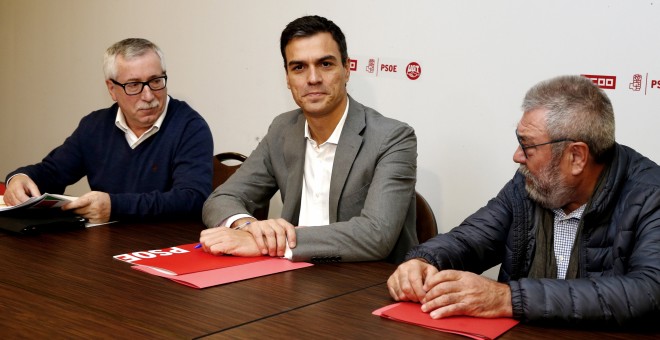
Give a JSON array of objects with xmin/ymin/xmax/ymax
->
[
  {"xmin": 387, "ymin": 259, "xmax": 513, "ymax": 319},
  {"xmin": 198, "ymin": 218, "xmax": 297, "ymax": 257}
]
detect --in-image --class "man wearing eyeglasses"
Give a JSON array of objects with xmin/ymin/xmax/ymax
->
[
  {"xmin": 4, "ymin": 38, "xmax": 213, "ymax": 224},
  {"xmin": 388, "ymin": 75, "xmax": 660, "ymax": 326}
]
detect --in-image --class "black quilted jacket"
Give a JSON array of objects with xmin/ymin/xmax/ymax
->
[{"xmin": 407, "ymin": 143, "xmax": 660, "ymax": 325}]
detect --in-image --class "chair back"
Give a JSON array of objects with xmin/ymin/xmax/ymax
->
[
  {"xmin": 415, "ymin": 191, "xmax": 438, "ymax": 243},
  {"xmin": 212, "ymin": 152, "xmax": 247, "ymax": 189},
  {"xmin": 212, "ymin": 152, "xmax": 269, "ymax": 220}
]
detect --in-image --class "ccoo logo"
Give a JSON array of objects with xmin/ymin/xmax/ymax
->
[{"xmin": 582, "ymin": 74, "xmax": 616, "ymax": 89}]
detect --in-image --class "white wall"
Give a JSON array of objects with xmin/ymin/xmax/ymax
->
[{"xmin": 2, "ymin": 0, "xmax": 659, "ymax": 243}]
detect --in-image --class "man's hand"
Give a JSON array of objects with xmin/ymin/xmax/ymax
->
[
  {"xmin": 198, "ymin": 227, "xmax": 262, "ymax": 257},
  {"xmin": 62, "ymin": 191, "xmax": 111, "ymax": 224},
  {"xmin": 421, "ymin": 269, "xmax": 513, "ymax": 319},
  {"xmin": 3, "ymin": 174, "xmax": 41, "ymax": 206},
  {"xmin": 241, "ymin": 218, "xmax": 297, "ymax": 257},
  {"xmin": 387, "ymin": 258, "xmax": 439, "ymax": 302}
]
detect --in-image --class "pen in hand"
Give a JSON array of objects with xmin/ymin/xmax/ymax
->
[{"xmin": 193, "ymin": 221, "xmax": 252, "ymax": 250}]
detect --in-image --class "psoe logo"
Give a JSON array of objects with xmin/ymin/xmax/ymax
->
[
  {"xmin": 582, "ymin": 74, "xmax": 616, "ymax": 89},
  {"xmin": 366, "ymin": 59, "xmax": 376, "ymax": 74},
  {"xmin": 406, "ymin": 62, "xmax": 422, "ymax": 80},
  {"xmin": 349, "ymin": 59, "xmax": 358, "ymax": 71},
  {"xmin": 651, "ymin": 79, "xmax": 660, "ymax": 89},
  {"xmin": 629, "ymin": 74, "xmax": 642, "ymax": 92}
]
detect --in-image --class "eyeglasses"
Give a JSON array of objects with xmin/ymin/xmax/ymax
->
[
  {"xmin": 110, "ymin": 75, "xmax": 168, "ymax": 95},
  {"xmin": 515, "ymin": 130, "xmax": 574, "ymax": 159}
]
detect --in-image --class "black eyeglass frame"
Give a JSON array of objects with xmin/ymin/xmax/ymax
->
[
  {"xmin": 515, "ymin": 130, "xmax": 575, "ymax": 159},
  {"xmin": 110, "ymin": 75, "xmax": 168, "ymax": 96}
]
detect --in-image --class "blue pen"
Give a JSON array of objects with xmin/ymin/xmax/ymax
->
[{"xmin": 194, "ymin": 243, "xmax": 202, "ymax": 249}]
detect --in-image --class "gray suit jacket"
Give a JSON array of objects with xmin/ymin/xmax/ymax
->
[{"xmin": 202, "ymin": 96, "xmax": 418, "ymax": 263}]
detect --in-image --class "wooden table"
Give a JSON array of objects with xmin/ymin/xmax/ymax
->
[
  {"xmin": 1, "ymin": 220, "xmax": 657, "ymax": 339},
  {"xmin": 216, "ymin": 281, "xmax": 660, "ymax": 339}
]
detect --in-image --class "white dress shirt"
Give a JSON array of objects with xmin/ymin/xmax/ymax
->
[
  {"xmin": 298, "ymin": 104, "xmax": 349, "ymax": 227},
  {"xmin": 223, "ymin": 101, "xmax": 350, "ymax": 260}
]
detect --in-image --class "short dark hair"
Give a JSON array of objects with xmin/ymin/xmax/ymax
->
[{"xmin": 279, "ymin": 15, "xmax": 348, "ymax": 70}]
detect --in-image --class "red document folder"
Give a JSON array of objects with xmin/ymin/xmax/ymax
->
[
  {"xmin": 373, "ymin": 302, "xmax": 519, "ymax": 339},
  {"xmin": 113, "ymin": 243, "xmax": 313, "ymax": 289}
]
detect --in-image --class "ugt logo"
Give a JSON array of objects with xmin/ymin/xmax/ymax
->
[{"xmin": 406, "ymin": 62, "xmax": 422, "ymax": 80}]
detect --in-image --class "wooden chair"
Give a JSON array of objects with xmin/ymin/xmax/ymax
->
[
  {"xmin": 212, "ymin": 152, "xmax": 246, "ymax": 189},
  {"xmin": 415, "ymin": 191, "xmax": 438, "ymax": 243},
  {"xmin": 212, "ymin": 152, "xmax": 269, "ymax": 220}
]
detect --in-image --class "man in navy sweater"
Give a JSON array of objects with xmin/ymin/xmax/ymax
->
[{"xmin": 4, "ymin": 38, "xmax": 213, "ymax": 223}]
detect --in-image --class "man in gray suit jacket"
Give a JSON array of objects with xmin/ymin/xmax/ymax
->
[{"xmin": 200, "ymin": 15, "xmax": 417, "ymax": 263}]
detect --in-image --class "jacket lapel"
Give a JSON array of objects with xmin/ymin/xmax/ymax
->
[
  {"xmin": 281, "ymin": 112, "xmax": 307, "ymax": 224},
  {"xmin": 329, "ymin": 96, "xmax": 365, "ymax": 223}
]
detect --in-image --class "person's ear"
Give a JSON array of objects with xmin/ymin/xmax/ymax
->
[
  {"xmin": 568, "ymin": 142, "xmax": 590, "ymax": 175},
  {"xmin": 106, "ymin": 80, "xmax": 118, "ymax": 102}
]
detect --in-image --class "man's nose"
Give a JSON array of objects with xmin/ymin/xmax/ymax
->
[
  {"xmin": 140, "ymin": 84, "xmax": 155, "ymax": 100},
  {"xmin": 308, "ymin": 67, "xmax": 321, "ymax": 84},
  {"xmin": 513, "ymin": 145, "xmax": 526, "ymax": 164}
]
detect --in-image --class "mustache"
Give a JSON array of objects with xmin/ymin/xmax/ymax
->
[
  {"xmin": 518, "ymin": 165, "xmax": 531, "ymax": 177},
  {"xmin": 137, "ymin": 99, "xmax": 160, "ymax": 110}
]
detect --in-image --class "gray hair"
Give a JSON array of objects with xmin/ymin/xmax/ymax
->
[
  {"xmin": 522, "ymin": 75, "xmax": 615, "ymax": 162},
  {"xmin": 103, "ymin": 38, "xmax": 166, "ymax": 80}
]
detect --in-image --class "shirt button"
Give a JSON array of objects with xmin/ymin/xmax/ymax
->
[{"xmin": 558, "ymin": 255, "xmax": 564, "ymax": 264}]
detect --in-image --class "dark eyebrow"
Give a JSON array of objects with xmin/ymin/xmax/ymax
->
[
  {"xmin": 287, "ymin": 55, "xmax": 338, "ymax": 68},
  {"xmin": 317, "ymin": 55, "xmax": 337, "ymax": 62},
  {"xmin": 287, "ymin": 60, "xmax": 302, "ymax": 67}
]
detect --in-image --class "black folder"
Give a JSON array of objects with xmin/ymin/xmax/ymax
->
[{"xmin": 0, "ymin": 209, "xmax": 86, "ymax": 234}]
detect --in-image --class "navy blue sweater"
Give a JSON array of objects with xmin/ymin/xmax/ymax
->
[{"xmin": 7, "ymin": 97, "xmax": 214, "ymax": 220}]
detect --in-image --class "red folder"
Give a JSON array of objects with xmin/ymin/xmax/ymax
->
[
  {"xmin": 373, "ymin": 302, "xmax": 519, "ymax": 339},
  {"xmin": 114, "ymin": 243, "xmax": 313, "ymax": 289}
]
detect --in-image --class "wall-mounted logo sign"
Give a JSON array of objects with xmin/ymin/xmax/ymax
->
[
  {"xmin": 630, "ymin": 74, "xmax": 643, "ymax": 92},
  {"xmin": 582, "ymin": 74, "xmax": 616, "ymax": 89},
  {"xmin": 625, "ymin": 73, "xmax": 660, "ymax": 95},
  {"xmin": 581, "ymin": 73, "xmax": 660, "ymax": 96},
  {"xmin": 366, "ymin": 59, "xmax": 376, "ymax": 74},
  {"xmin": 349, "ymin": 56, "xmax": 423, "ymax": 81},
  {"xmin": 349, "ymin": 59, "xmax": 358, "ymax": 71},
  {"xmin": 406, "ymin": 62, "xmax": 421, "ymax": 80},
  {"xmin": 650, "ymin": 78, "xmax": 660, "ymax": 90}
]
